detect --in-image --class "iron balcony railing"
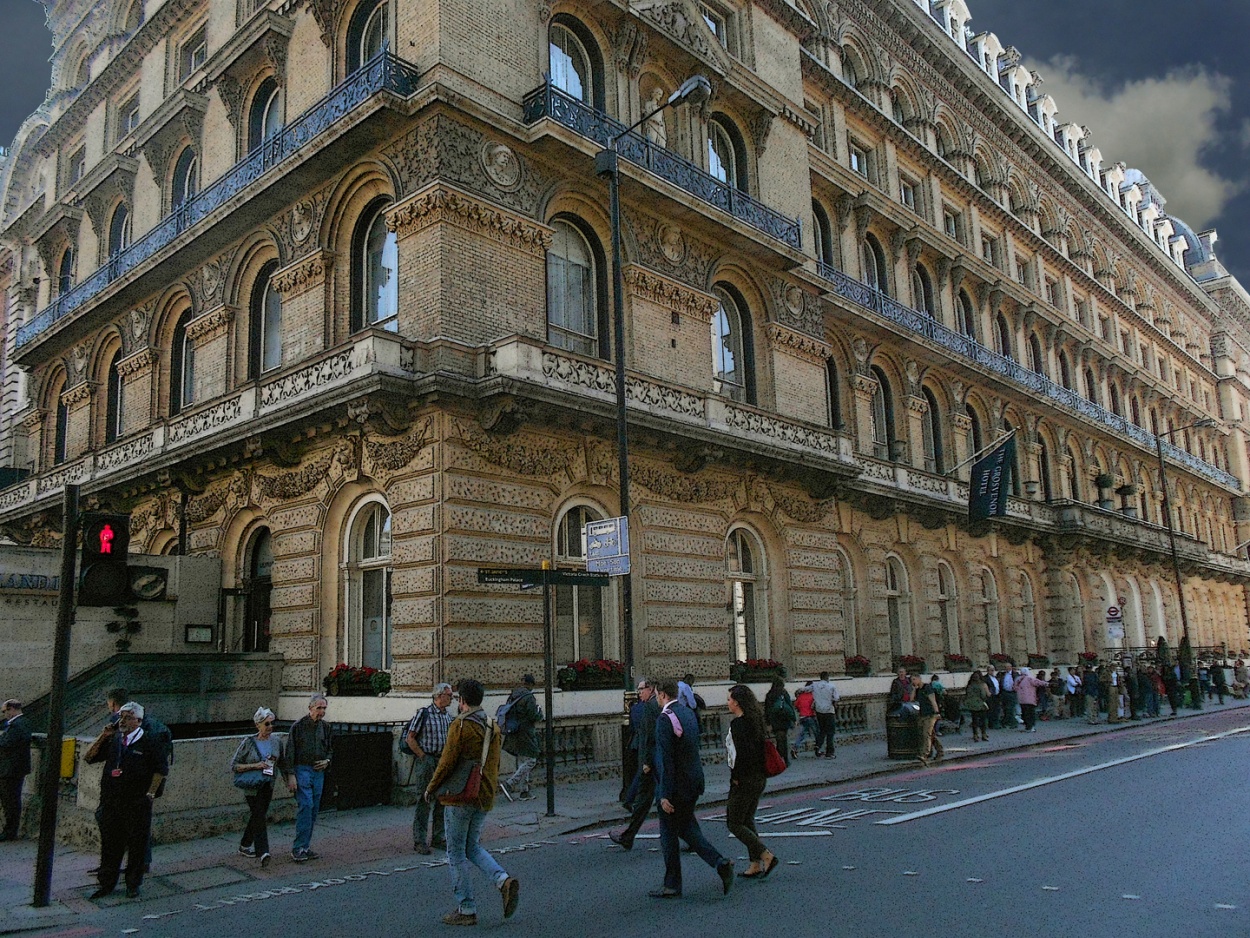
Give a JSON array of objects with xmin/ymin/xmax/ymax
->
[
  {"xmin": 817, "ymin": 261, "xmax": 1240, "ymax": 490},
  {"xmin": 17, "ymin": 50, "xmax": 422, "ymax": 349},
  {"xmin": 522, "ymin": 81, "xmax": 802, "ymax": 251}
]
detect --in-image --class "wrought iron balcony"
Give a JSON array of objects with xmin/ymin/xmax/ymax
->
[
  {"xmin": 17, "ymin": 50, "xmax": 421, "ymax": 349},
  {"xmin": 522, "ymin": 81, "xmax": 802, "ymax": 251},
  {"xmin": 817, "ymin": 261, "xmax": 1240, "ymax": 491}
]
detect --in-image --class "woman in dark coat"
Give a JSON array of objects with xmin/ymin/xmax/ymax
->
[
  {"xmin": 725, "ymin": 684, "xmax": 778, "ymax": 879},
  {"xmin": 762, "ymin": 677, "xmax": 796, "ymax": 766}
]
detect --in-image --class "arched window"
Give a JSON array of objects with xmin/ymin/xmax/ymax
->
[
  {"xmin": 1109, "ymin": 384, "xmax": 1122, "ymax": 417},
  {"xmin": 51, "ymin": 380, "xmax": 68, "ymax": 466},
  {"xmin": 548, "ymin": 19, "xmax": 597, "ymax": 105},
  {"xmin": 1039, "ymin": 439, "xmax": 1053, "ymax": 502},
  {"xmin": 346, "ymin": 500, "xmax": 392, "ymax": 669},
  {"xmin": 546, "ymin": 218, "xmax": 604, "ymax": 358},
  {"xmin": 957, "ymin": 289, "xmax": 976, "ymax": 339},
  {"xmin": 1003, "ymin": 420, "xmax": 1021, "ymax": 496},
  {"xmin": 1084, "ymin": 367, "xmax": 1098, "ymax": 405},
  {"xmin": 56, "ymin": 247, "xmax": 74, "ymax": 297},
  {"xmin": 922, "ymin": 387, "xmax": 943, "ymax": 473},
  {"xmin": 711, "ymin": 286, "xmax": 754, "ymax": 404},
  {"xmin": 347, "ymin": 0, "xmax": 389, "ymax": 73},
  {"xmin": 554, "ymin": 504, "xmax": 610, "ymax": 663},
  {"xmin": 1020, "ymin": 574, "xmax": 1040, "ymax": 654},
  {"xmin": 170, "ymin": 309, "xmax": 194, "ymax": 415},
  {"xmin": 1130, "ymin": 397, "xmax": 1142, "ymax": 427},
  {"xmin": 994, "ymin": 312, "xmax": 1013, "ymax": 360},
  {"xmin": 862, "ymin": 235, "xmax": 888, "ymax": 293},
  {"xmin": 870, "ymin": 365, "xmax": 895, "ymax": 460},
  {"xmin": 889, "ymin": 88, "xmax": 906, "ymax": 125},
  {"xmin": 966, "ymin": 403, "xmax": 983, "ymax": 453},
  {"xmin": 108, "ymin": 204, "xmax": 131, "ymax": 259},
  {"xmin": 834, "ymin": 547, "xmax": 859, "ymax": 658},
  {"xmin": 728, "ymin": 527, "xmax": 769, "ymax": 661},
  {"xmin": 244, "ymin": 527, "xmax": 273, "ymax": 653},
  {"xmin": 885, "ymin": 556, "xmax": 911, "ymax": 660},
  {"xmin": 708, "ymin": 117, "xmax": 747, "ymax": 192},
  {"xmin": 841, "ymin": 48, "xmax": 862, "ymax": 89},
  {"xmin": 351, "ymin": 199, "xmax": 398, "ymax": 332},
  {"xmin": 74, "ymin": 53, "xmax": 91, "ymax": 89},
  {"xmin": 812, "ymin": 201, "xmax": 834, "ymax": 266},
  {"xmin": 249, "ymin": 260, "xmax": 282, "ymax": 377},
  {"xmin": 248, "ymin": 78, "xmax": 282, "ymax": 152},
  {"xmin": 912, "ymin": 264, "xmax": 934, "ymax": 316},
  {"xmin": 825, "ymin": 358, "xmax": 841, "ymax": 429},
  {"xmin": 171, "ymin": 146, "xmax": 199, "ymax": 211},
  {"xmin": 1028, "ymin": 334, "xmax": 1045, "ymax": 375},
  {"xmin": 1058, "ymin": 352, "xmax": 1073, "ymax": 390},
  {"xmin": 105, "ymin": 349, "xmax": 123, "ymax": 444},
  {"xmin": 981, "ymin": 568, "xmax": 1002, "ymax": 655},
  {"xmin": 938, "ymin": 561, "xmax": 960, "ymax": 654}
]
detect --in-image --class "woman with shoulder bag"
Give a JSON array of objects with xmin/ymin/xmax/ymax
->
[
  {"xmin": 230, "ymin": 707, "xmax": 291, "ymax": 867},
  {"xmin": 424, "ymin": 679, "xmax": 520, "ymax": 927},
  {"xmin": 725, "ymin": 684, "xmax": 778, "ymax": 880},
  {"xmin": 962, "ymin": 670, "xmax": 990, "ymax": 742}
]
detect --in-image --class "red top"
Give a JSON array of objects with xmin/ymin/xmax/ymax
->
[{"xmin": 795, "ymin": 688, "xmax": 815, "ymax": 718}]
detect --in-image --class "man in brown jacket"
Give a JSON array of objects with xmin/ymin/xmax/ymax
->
[{"xmin": 425, "ymin": 679, "xmax": 520, "ymax": 926}]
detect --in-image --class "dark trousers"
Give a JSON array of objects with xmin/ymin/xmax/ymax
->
[
  {"xmin": 771, "ymin": 729, "xmax": 790, "ymax": 765},
  {"xmin": 0, "ymin": 775, "xmax": 23, "ymax": 838},
  {"xmin": 725, "ymin": 777, "xmax": 767, "ymax": 862},
  {"xmin": 814, "ymin": 712, "xmax": 836, "ymax": 754},
  {"xmin": 1020, "ymin": 703, "xmax": 1037, "ymax": 730},
  {"xmin": 98, "ymin": 797, "xmax": 152, "ymax": 892},
  {"xmin": 618, "ymin": 769, "xmax": 656, "ymax": 846},
  {"xmin": 969, "ymin": 711, "xmax": 988, "ymax": 737},
  {"xmin": 410, "ymin": 754, "xmax": 445, "ymax": 848},
  {"xmin": 987, "ymin": 695, "xmax": 1002, "ymax": 728},
  {"xmin": 241, "ymin": 783, "xmax": 274, "ymax": 856},
  {"xmin": 658, "ymin": 798, "xmax": 724, "ymax": 893}
]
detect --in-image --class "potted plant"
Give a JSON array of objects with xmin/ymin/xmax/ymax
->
[
  {"xmin": 556, "ymin": 658, "xmax": 625, "ymax": 691},
  {"xmin": 943, "ymin": 652, "xmax": 973, "ymax": 672},
  {"xmin": 843, "ymin": 655, "xmax": 872, "ymax": 677},
  {"xmin": 894, "ymin": 654, "xmax": 926, "ymax": 675},
  {"xmin": 989, "ymin": 652, "xmax": 1015, "ymax": 668},
  {"xmin": 730, "ymin": 658, "xmax": 787, "ymax": 683},
  {"xmin": 323, "ymin": 664, "xmax": 389, "ymax": 696},
  {"xmin": 1027, "ymin": 653, "xmax": 1050, "ymax": 668},
  {"xmin": 1077, "ymin": 650, "xmax": 1099, "ymax": 666}
]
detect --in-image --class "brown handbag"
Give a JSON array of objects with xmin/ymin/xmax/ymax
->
[{"xmin": 436, "ymin": 715, "xmax": 495, "ymax": 806}]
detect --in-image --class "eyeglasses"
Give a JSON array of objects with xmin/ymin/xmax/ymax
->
[{"xmin": 261, "ymin": 720, "xmax": 275, "ymax": 726}]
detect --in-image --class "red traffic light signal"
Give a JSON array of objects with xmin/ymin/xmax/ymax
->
[{"xmin": 79, "ymin": 512, "xmax": 131, "ymax": 606}]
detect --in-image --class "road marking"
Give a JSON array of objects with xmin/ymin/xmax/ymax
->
[
  {"xmin": 877, "ymin": 725, "xmax": 1250, "ymax": 825},
  {"xmin": 761, "ymin": 831, "xmax": 833, "ymax": 838}
]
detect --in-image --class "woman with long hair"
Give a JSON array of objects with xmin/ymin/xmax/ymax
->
[{"xmin": 725, "ymin": 684, "xmax": 778, "ymax": 879}]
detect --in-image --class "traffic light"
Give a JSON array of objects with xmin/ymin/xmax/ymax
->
[{"xmin": 79, "ymin": 512, "xmax": 131, "ymax": 606}]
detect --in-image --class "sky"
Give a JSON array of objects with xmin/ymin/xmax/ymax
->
[{"xmin": 0, "ymin": 0, "xmax": 1247, "ymax": 281}]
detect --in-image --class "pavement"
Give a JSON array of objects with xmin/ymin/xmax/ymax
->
[{"xmin": 0, "ymin": 696, "xmax": 1244, "ymax": 933}]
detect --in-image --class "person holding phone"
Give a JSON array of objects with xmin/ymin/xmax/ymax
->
[{"xmin": 287, "ymin": 695, "xmax": 332, "ymax": 862}]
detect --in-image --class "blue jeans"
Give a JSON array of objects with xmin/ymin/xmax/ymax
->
[
  {"xmin": 658, "ymin": 798, "xmax": 724, "ymax": 893},
  {"xmin": 293, "ymin": 765, "xmax": 324, "ymax": 853},
  {"xmin": 444, "ymin": 805, "xmax": 507, "ymax": 914},
  {"xmin": 793, "ymin": 716, "xmax": 817, "ymax": 751}
]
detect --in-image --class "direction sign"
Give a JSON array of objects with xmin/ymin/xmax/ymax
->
[
  {"xmin": 477, "ymin": 568, "xmax": 610, "ymax": 587},
  {"xmin": 586, "ymin": 517, "xmax": 629, "ymax": 576}
]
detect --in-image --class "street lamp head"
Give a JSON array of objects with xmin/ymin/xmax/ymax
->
[
  {"xmin": 1193, "ymin": 418, "xmax": 1218, "ymax": 429},
  {"xmin": 668, "ymin": 75, "xmax": 712, "ymax": 110}
]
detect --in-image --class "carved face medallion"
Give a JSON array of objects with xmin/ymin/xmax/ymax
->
[
  {"xmin": 659, "ymin": 224, "xmax": 686, "ymax": 264},
  {"xmin": 481, "ymin": 142, "xmax": 521, "ymax": 190},
  {"xmin": 291, "ymin": 200, "xmax": 314, "ymax": 244}
]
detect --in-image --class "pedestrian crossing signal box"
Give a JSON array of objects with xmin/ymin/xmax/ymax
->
[{"xmin": 78, "ymin": 512, "xmax": 131, "ymax": 606}]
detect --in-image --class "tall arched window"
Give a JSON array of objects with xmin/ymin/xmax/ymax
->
[
  {"xmin": 912, "ymin": 264, "xmax": 934, "ymax": 316},
  {"xmin": 352, "ymin": 200, "xmax": 398, "ymax": 332},
  {"xmin": 1130, "ymin": 397, "xmax": 1142, "ymax": 427},
  {"xmin": 937, "ymin": 561, "xmax": 960, "ymax": 654},
  {"xmin": 56, "ymin": 247, "xmax": 74, "ymax": 297},
  {"xmin": 862, "ymin": 235, "xmax": 888, "ymax": 293},
  {"xmin": 1059, "ymin": 352, "xmax": 1073, "ymax": 390},
  {"xmin": 1084, "ymin": 367, "xmax": 1098, "ymax": 405},
  {"xmin": 834, "ymin": 547, "xmax": 858, "ymax": 658},
  {"xmin": 708, "ymin": 117, "xmax": 746, "ymax": 192},
  {"xmin": 825, "ymin": 358, "xmax": 841, "ymax": 429},
  {"xmin": 108, "ymin": 204, "xmax": 131, "ymax": 259},
  {"xmin": 812, "ymin": 201, "xmax": 834, "ymax": 266},
  {"xmin": 244, "ymin": 527, "xmax": 273, "ymax": 653},
  {"xmin": 549, "ymin": 19, "xmax": 595, "ymax": 104},
  {"xmin": 994, "ymin": 312, "xmax": 1013, "ymax": 360},
  {"xmin": 981, "ymin": 568, "xmax": 1002, "ymax": 656},
  {"xmin": 170, "ymin": 309, "xmax": 194, "ymax": 415},
  {"xmin": 1020, "ymin": 573, "xmax": 1040, "ymax": 654},
  {"xmin": 546, "ymin": 218, "xmax": 604, "ymax": 357},
  {"xmin": 922, "ymin": 387, "xmax": 943, "ymax": 473},
  {"xmin": 51, "ymin": 380, "xmax": 68, "ymax": 466},
  {"xmin": 248, "ymin": 78, "xmax": 282, "ymax": 152},
  {"xmin": 885, "ymin": 556, "xmax": 911, "ymax": 661},
  {"xmin": 249, "ymin": 261, "xmax": 282, "ymax": 377},
  {"xmin": 346, "ymin": 500, "xmax": 392, "ymax": 669},
  {"xmin": 1028, "ymin": 334, "xmax": 1045, "ymax": 375},
  {"xmin": 728, "ymin": 527, "xmax": 768, "ymax": 661},
  {"xmin": 347, "ymin": 0, "xmax": 389, "ymax": 72},
  {"xmin": 171, "ymin": 146, "xmax": 199, "ymax": 211},
  {"xmin": 712, "ymin": 286, "xmax": 754, "ymax": 404},
  {"xmin": 1039, "ymin": 439, "xmax": 1054, "ymax": 502},
  {"xmin": 870, "ymin": 365, "xmax": 895, "ymax": 460},
  {"xmin": 1109, "ymin": 385, "xmax": 1122, "ymax": 417},
  {"xmin": 966, "ymin": 403, "xmax": 983, "ymax": 454},
  {"xmin": 1003, "ymin": 420, "xmax": 1021, "ymax": 496},
  {"xmin": 554, "ymin": 504, "xmax": 609, "ymax": 663},
  {"xmin": 957, "ymin": 289, "xmax": 976, "ymax": 339},
  {"xmin": 105, "ymin": 349, "xmax": 123, "ymax": 444}
]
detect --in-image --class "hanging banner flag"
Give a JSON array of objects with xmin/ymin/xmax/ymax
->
[{"xmin": 968, "ymin": 436, "xmax": 1015, "ymax": 523}]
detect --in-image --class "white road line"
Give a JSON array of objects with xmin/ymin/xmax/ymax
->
[
  {"xmin": 761, "ymin": 831, "xmax": 834, "ymax": 838},
  {"xmin": 877, "ymin": 725, "xmax": 1250, "ymax": 826}
]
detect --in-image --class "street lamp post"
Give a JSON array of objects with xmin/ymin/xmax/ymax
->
[
  {"xmin": 1155, "ymin": 417, "xmax": 1217, "ymax": 709},
  {"xmin": 594, "ymin": 76, "xmax": 711, "ymax": 690}
]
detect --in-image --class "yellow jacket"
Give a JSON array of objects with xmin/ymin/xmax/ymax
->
[{"xmin": 426, "ymin": 707, "xmax": 500, "ymax": 811}]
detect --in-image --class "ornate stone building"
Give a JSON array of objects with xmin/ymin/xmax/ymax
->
[{"xmin": 0, "ymin": 0, "xmax": 1247, "ymax": 710}]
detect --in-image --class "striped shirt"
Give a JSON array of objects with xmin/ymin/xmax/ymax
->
[{"xmin": 407, "ymin": 704, "xmax": 452, "ymax": 756}]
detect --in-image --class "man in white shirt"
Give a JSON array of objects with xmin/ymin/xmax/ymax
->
[{"xmin": 809, "ymin": 672, "xmax": 840, "ymax": 758}]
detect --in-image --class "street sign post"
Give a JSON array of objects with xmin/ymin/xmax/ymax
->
[{"xmin": 586, "ymin": 517, "xmax": 630, "ymax": 576}]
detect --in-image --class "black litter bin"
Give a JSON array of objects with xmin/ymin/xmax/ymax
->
[
  {"xmin": 886, "ymin": 703, "xmax": 923, "ymax": 760},
  {"xmin": 323, "ymin": 726, "xmax": 395, "ymax": 810}
]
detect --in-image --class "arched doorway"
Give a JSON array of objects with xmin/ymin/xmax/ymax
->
[{"xmin": 243, "ymin": 528, "xmax": 273, "ymax": 652}]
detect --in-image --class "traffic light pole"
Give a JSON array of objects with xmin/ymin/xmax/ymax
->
[{"xmin": 34, "ymin": 484, "xmax": 78, "ymax": 907}]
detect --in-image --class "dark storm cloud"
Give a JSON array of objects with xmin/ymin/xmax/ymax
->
[{"xmin": 0, "ymin": 0, "xmax": 53, "ymax": 147}]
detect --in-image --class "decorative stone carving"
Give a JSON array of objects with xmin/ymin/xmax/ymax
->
[
  {"xmin": 765, "ymin": 483, "xmax": 833, "ymax": 523},
  {"xmin": 612, "ymin": 20, "xmax": 649, "ymax": 77},
  {"xmin": 257, "ymin": 452, "xmax": 333, "ymax": 501},
  {"xmin": 724, "ymin": 406, "xmax": 840, "ymax": 453},
  {"xmin": 185, "ymin": 305, "xmax": 235, "ymax": 342},
  {"xmin": 116, "ymin": 348, "xmax": 157, "ymax": 378},
  {"xmin": 259, "ymin": 348, "xmax": 356, "ymax": 408},
  {"xmin": 542, "ymin": 351, "xmax": 706, "ymax": 418},
  {"xmin": 632, "ymin": 462, "xmax": 737, "ymax": 502},
  {"xmin": 167, "ymin": 395, "xmax": 243, "ymax": 445},
  {"xmin": 97, "ymin": 432, "xmax": 154, "ymax": 473},
  {"xmin": 480, "ymin": 141, "xmax": 522, "ymax": 191},
  {"xmin": 634, "ymin": 1, "xmax": 724, "ymax": 67},
  {"xmin": 750, "ymin": 112, "xmax": 774, "ymax": 158},
  {"xmin": 306, "ymin": 0, "xmax": 345, "ymax": 47},
  {"xmin": 60, "ymin": 383, "xmax": 93, "ymax": 407},
  {"xmin": 632, "ymin": 215, "xmax": 715, "ymax": 287},
  {"xmin": 67, "ymin": 342, "xmax": 91, "ymax": 384},
  {"xmin": 454, "ymin": 421, "xmax": 576, "ymax": 477},
  {"xmin": 386, "ymin": 185, "xmax": 552, "ymax": 257},
  {"xmin": 765, "ymin": 323, "xmax": 831, "ymax": 364},
  {"xmin": 272, "ymin": 251, "xmax": 332, "ymax": 296},
  {"xmin": 768, "ymin": 279, "xmax": 824, "ymax": 338},
  {"xmin": 187, "ymin": 247, "xmax": 239, "ymax": 313},
  {"xmin": 623, "ymin": 266, "xmax": 719, "ymax": 322},
  {"xmin": 272, "ymin": 186, "xmax": 331, "ymax": 262},
  {"xmin": 186, "ymin": 482, "xmax": 231, "ymax": 524},
  {"xmin": 365, "ymin": 417, "xmax": 435, "ymax": 472}
]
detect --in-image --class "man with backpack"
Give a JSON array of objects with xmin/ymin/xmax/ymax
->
[
  {"xmin": 405, "ymin": 682, "xmax": 454, "ymax": 854},
  {"xmin": 498, "ymin": 674, "xmax": 541, "ymax": 802}
]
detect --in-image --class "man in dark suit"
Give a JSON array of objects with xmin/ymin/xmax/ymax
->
[
  {"xmin": 649, "ymin": 679, "xmax": 732, "ymax": 899},
  {"xmin": 610, "ymin": 679, "xmax": 660, "ymax": 850},
  {"xmin": 85, "ymin": 702, "xmax": 167, "ymax": 899},
  {"xmin": 0, "ymin": 700, "xmax": 31, "ymax": 840}
]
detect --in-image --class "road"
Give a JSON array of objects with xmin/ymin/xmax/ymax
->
[{"xmin": 25, "ymin": 709, "xmax": 1250, "ymax": 938}]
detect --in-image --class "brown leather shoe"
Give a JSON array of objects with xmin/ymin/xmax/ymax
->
[
  {"xmin": 608, "ymin": 830, "xmax": 633, "ymax": 851},
  {"xmin": 442, "ymin": 911, "xmax": 477, "ymax": 926},
  {"xmin": 500, "ymin": 877, "xmax": 519, "ymax": 919}
]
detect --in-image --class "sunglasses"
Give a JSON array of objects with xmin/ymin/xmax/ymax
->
[{"xmin": 261, "ymin": 720, "xmax": 275, "ymax": 726}]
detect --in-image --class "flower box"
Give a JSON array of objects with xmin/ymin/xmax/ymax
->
[
  {"xmin": 944, "ymin": 654, "xmax": 973, "ymax": 673},
  {"xmin": 893, "ymin": 655, "xmax": 927, "ymax": 675},
  {"xmin": 326, "ymin": 681, "xmax": 375, "ymax": 697},
  {"xmin": 556, "ymin": 658, "xmax": 625, "ymax": 691},
  {"xmin": 844, "ymin": 656, "xmax": 872, "ymax": 677},
  {"xmin": 730, "ymin": 659, "xmax": 786, "ymax": 683},
  {"xmin": 323, "ymin": 664, "xmax": 390, "ymax": 697},
  {"xmin": 1027, "ymin": 654, "xmax": 1051, "ymax": 668}
]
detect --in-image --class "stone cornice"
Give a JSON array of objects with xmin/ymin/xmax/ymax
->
[
  {"xmin": 186, "ymin": 305, "xmax": 236, "ymax": 342},
  {"xmin": 765, "ymin": 322, "xmax": 832, "ymax": 364},
  {"xmin": 386, "ymin": 184, "xmax": 553, "ymax": 257},
  {"xmin": 273, "ymin": 250, "xmax": 333, "ymax": 297},
  {"xmin": 116, "ymin": 347, "xmax": 157, "ymax": 378},
  {"xmin": 61, "ymin": 382, "xmax": 94, "ymax": 407},
  {"xmin": 623, "ymin": 265, "xmax": 720, "ymax": 322}
]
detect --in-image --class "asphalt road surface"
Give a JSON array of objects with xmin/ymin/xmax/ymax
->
[{"xmin": 27, "ymin": 709, "xmax": 1250, "ymax": 938}]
